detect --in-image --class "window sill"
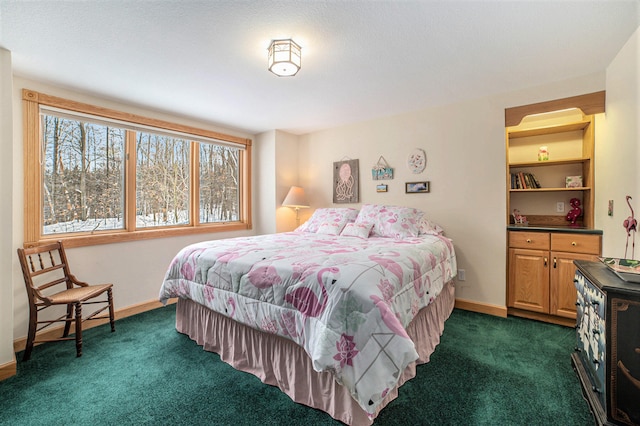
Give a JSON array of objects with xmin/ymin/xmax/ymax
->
[{"xmin": 24, "ymin": 222, "xmax": 252, "ymax": 249}]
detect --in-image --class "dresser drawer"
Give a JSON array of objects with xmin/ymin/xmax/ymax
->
[
  {"xmin": 508, "ymin": 231, "xmax": 550, "ymax": 250},
  {"xmin": 551, "ymin": 233, "xmax": 601, "ymax": 254}
]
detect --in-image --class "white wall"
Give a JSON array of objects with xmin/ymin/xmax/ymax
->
[
  {"xmin": 298, "ymin": 73, "xmax": 606, "ymax": 308},
  {"xmin": 254, "ymin": 130, "xmax": 277, "ymax": 235},
  {"xmin": 597, "ymin": 26, "xmax": 640, "ymax": 257},
  {"xmin": 254, "ymin": 130, "xmax": 302, "ymax": 234},
  {"xmin": 0, "ymin": 49, "xmax": 15, "ymax": 368},
  {"xmin": 7, "ymin": 77, "xmax": 257, "ymax": 350},
  {"xmin": 275, "ymin": 130, "xmax": 303, "ymax": 232}
]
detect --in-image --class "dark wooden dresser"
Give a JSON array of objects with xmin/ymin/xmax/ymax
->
[{"xmin": 572, "ymin": 260, "xmax": 640, "ymax": 426}]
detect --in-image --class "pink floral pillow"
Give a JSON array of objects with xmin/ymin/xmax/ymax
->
[
  {"xmin": 296, "ymin": 208, "xmax": 359, "ymax": 233},
  {"xmin": 340, "ymin": 222, "xmax": 373, "ymax": 238},
  {"xmin": 418, "ymin": 217, "xmax": 444, "ymax": 235},
  {"xmin": 355, "ymin": 204, "xmax": 423, "ymax": 239}
]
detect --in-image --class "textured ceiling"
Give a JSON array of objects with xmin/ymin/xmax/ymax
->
[{"xmin": 1, "ymin": 1, "xmax": 639, "ymax": 135}]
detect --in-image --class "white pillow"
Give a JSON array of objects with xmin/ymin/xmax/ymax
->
[
  {"xmin": 317, "ymin": 221, "xmax": 345, "ymax": 235},
  {"xmin": 340, "ymin": 222, "xmax": 373, "ymax": 238}
]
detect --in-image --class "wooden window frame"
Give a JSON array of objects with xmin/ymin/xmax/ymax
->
[{"xmin": 22, "ymin": 89, "xmax": 252, "ymax": 248}]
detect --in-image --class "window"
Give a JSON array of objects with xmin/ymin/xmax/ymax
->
[
  {"xmin": 23, "ymin": 89, "xmax": 252, "ymax": 247},
  {"xmin": 135, "ymin": 132, "xmax": 190, "ymax": 229},
  {"xmin": 42, "ymin": 115, "xmax": 126, "ymax": 234}
]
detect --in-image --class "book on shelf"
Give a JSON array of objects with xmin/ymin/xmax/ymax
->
[{"xmin": 510, "ymin": 172, "xmax": 542, "ymax": 189}]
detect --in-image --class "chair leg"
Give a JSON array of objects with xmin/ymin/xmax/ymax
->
[
  {"xmin": 63, "ymin": 303, "xmax": 73, "ymax": 337},
  {"xmin": 107, "ymin": 288, "xmax": 115, "ymax": 333},
  {"xmin": 23, "ymin": 307, "xmax": 37, "ymax": 362},
  {"xmin": 74, "ymin": 302, "xmax": 83, "ymax": 357}
]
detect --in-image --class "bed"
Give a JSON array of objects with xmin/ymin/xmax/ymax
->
[{"xmin": 159, "ymin": 204, "xmax": 457, "ymax": 425}]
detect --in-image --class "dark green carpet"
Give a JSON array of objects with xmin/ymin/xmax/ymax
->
[{"xmin": 0, "ymin": 306, "xmax": 593, "ymax": 425}]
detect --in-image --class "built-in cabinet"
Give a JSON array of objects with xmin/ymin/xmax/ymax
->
[
  {"xmin": 506, "ymin": 112, "xmax": 595, "ymax": 228},
  {"xmin": 508, "ymin": 230, "xmax": 601, "ymax": 326},
  {"xmin": 505, "ymin": 93, "xmax": 605, "ymax": 326},
  {"xmin": 573, "ymin": 260, "xmax": 640, "ymax": 426}
]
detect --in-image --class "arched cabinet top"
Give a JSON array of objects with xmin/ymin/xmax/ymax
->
[{"xmin": 505, "ymin": 91, "xmax": 605, "ymax": 127}]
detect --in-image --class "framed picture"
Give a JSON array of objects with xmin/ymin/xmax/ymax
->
[
  {"xmin": 372, "ymin": 167, "xmax": 394, "ymax": 181},
  {"xmin": 371, "ymin": 156, "xmax": 394, "ymax": 180},
  {"xmin": 405, "ymin": 181, "xmax": 429, "ymax": 193},
  {"xmin": 333, "ymin": 159, "xmax": 359, "ymax": 203},
  {"xmin": 376, "ymin": 184, "xmax": 388, "ymax": 193}
]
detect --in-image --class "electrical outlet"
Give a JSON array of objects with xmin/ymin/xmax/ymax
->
[
  {"xmin": 556, "ymin": 202, "xmax": 565, "ymax": 213},
  {"xmin": 457, "ymin": 269, "xmax": 466, "ymax": 281}
]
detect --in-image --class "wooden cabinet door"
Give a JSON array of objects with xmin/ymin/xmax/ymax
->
[
  {"xmin": 550, "ymin": 251, "xmax": 599, "ymax": 319},
  {"xmin": 509, "ymin": 248, "xmax": 549, "ymax": 313}
]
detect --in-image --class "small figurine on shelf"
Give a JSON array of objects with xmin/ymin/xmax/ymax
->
[
  {"xmin": 538, "ymin": 146, "xmax": 549, "ymax": 161},
  {"xmin": 566, "ymin": 198, "xmax": 582, "ymax": 226},
  {"xmin": 513, "ymin": 209, "xmax": 527, "ymax": 226}
]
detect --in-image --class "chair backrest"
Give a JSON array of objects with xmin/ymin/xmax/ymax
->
[{"xmin": 17, "ymin": 241, "xmax": 74, "ymax": 305}]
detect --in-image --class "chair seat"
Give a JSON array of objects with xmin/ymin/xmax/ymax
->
[{"xmin": 46, "ymin": 283, "xmax": 113, "ymax": 305}]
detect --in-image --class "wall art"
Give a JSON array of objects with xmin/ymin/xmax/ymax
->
[
  {"xmin": 376, "ymin": 184, "xmax": 388, "ymax": 193},
  {"xmin": 405, "ymin": 181, "xmax": 429, "ymax": 193},
  {"xmin": 371, "ymin": 156, "xmax": 394, "ymax": 180},
  {"xmin": 407, "ymin": 148, "xmax": 426, "ymax": 174},
  {"xmin": 333, "ymin": 159, "xmax": 359, "ymax": 203}
]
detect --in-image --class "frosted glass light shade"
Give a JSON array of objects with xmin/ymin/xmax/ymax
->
[{"xmin": 268, "ymin": 39, "xmax": 301, "ymax": 77}]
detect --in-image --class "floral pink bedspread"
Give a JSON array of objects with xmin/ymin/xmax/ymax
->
[{"xmin": 159, "ymin": 232, "xmax": 456, "ymax": 414}]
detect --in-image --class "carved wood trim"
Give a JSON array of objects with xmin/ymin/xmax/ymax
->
[{"xmin": 505, "ymin": 91, "xmax": 606, "ymax": 127}]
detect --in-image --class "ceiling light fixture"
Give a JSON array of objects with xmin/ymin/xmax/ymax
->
[{"xmin": 268, "ymin": 39, "xmax": 301, "ymax": 77}]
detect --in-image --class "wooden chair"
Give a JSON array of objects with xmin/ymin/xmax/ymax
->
[{"xmin": 17, "ymin": 241, "xmax": 115, "ymax": 361}]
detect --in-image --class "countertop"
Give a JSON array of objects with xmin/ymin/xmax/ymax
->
[{"xmin": 507, "ymin": 225, "xmax": 603, "ymax": 235}]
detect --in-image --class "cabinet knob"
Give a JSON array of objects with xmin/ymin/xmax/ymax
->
[
  {"xmin": 571, "ymin": 241, "xmax": 577, "ymax": 246},
  {"xmin": 526, "ymin": 239, "xmax": 531, "ymax": 243}
]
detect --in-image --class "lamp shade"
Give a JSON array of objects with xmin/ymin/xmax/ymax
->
[
  {"xmin": 282, "ymin": 186, "xmax": 309, "ymax": 208},
  {"xmin": 268, "ymin": 39, "xmax": 301, "ymax": 77}
]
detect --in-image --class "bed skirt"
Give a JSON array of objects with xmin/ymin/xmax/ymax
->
[{"xmin": 175, "ymin": 279, "xmax": 455, "ymax": 425}]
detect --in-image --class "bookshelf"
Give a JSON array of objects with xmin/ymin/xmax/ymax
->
[{"xmin": 506, "ymin": 111, "xmax": 594, "ymax": 228}]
